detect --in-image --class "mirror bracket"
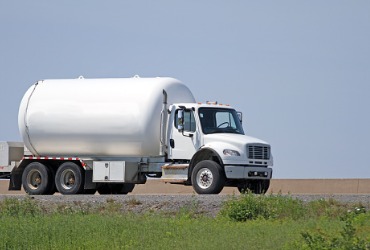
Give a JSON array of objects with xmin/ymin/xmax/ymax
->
[
  {"xmin": 237, "ymin": 111, "xmax": 243, "ymax": 124},
  {"xmin": 177, "ymin": 106, "xmax": 193, "ymax": 137}
]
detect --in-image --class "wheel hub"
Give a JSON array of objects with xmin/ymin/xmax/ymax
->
[
  {"xmin": 61, "ymin": 170, "xmax": 76, "ymax": 190},
  {"xmin": 196, "ymin": 168, "xmax": 213, "ymax": 189},
  {"xmin": 27, "ymin": 170, "xmax": 42, "ymax": 190},
  {"xmin": 201, "ymin": 174, "xmax": 209, "ymax": 182}
]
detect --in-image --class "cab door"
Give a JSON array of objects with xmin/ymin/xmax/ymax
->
[{"xmin": 168, "ymin": 108, "xmax": 198, "ymax": 160}]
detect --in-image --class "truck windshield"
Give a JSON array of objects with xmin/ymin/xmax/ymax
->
[{"xmin": 198, "ymin": 108, "xmax": 244, "ymax": 135}]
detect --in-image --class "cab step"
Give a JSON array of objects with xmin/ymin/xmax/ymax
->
[{"xmin": 161, "ymin": 164, "xmax": 189, "ymax": 183}]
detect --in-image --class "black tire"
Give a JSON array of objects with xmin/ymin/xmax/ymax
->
[
  {"xmin": 97, "ymin": 183, "xmax": 135, "ymax": 195},
  {"xmin": 46, "ymin": 167, "xmax": 57, "ymax": 195},
  {"xmin": 238, "ymin": 180, "xmax": 270, "ymax": 194},
  {"xmin": 55, "ymin": 162, "xmax": 84, "ymax": 195},
  {"xmin": 191, "ymin": 160, "xmax": 225, "ymax": 194},
  {"xmin": 115, "ymin": 183, "xmax": 135, "ymax": 194},
  {"xmin": 83, "ymin": 189, "xmax": 97, "ymax": 194},
  {"xmin": 97, "ymin": 184, "xmax": 112, "ymax": 194},
  {"xmin": 22, "ymin": 162, "xmax": 53, "ymax": 195}
]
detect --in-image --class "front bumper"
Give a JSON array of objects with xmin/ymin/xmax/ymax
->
[{"xmin": 224, "ymin": 165, "xmax": 272, "ymax": 179}]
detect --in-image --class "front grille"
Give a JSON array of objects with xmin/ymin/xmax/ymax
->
[{"xmin": 248, "ymin": 145, "xmax": 270, "ymax": 160}]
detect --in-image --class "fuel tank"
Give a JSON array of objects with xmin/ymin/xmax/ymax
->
[{"xmin": 18, "ymin": 76, "xmax": 195, "ymax": 158}]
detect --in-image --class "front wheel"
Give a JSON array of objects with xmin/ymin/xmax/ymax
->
[
  {"xmin": 191, "ymin": 160, "xmax": 225, "ymax": 194},
  {"xmin": 55, "ymin": 162, "xmax": 84, "ymax": 195}
]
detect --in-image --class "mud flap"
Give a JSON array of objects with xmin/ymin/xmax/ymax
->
[{"xmin": 84, "ymin": 169, "xmax": 96, "ymax": 189}]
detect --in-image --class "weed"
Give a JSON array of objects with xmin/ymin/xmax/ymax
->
[
  {"xmin": 305, "ymin": 198, "xmax": 351, "ymax": 219},
  {"xmin": 301, "ymin": 208, "xmax": 369, "ymax": 250},
  {"xmin": 219, "ymin": 193, "xmax": 305, "ymax": 221},
  {"xmin": 126, "ymin": 197, "xmax": 142, "ymax": 206},
  {"xmin": 99, "ymin": 198, "xmax": 122, "ymax": 214},
  {"xmin": 177, "ymin": 194, "xmax": 203, "ymax": 218},
  {"xmin": 0, "ymin": 197, "xmax": 41, "ymax": 217}
]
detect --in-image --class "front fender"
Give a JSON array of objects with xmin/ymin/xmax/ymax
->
[
  {"xmin": 188, "ymin": 147, "xmax": 223, "ymax": 181},
  {"xmin": 202, "ymin": 142, "xmax": 248, "ymax": 165}
]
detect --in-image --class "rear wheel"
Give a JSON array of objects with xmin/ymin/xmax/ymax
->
[
  {"xmin": 97, "ymin": 184, "xmax": 111, "ymax": 194},
  {"xmin": 22, "ymin": 162, "xmax": 53, "ymax": 195},
  {"xmin": 115, "ymin": 183, "xmax": 135, "ymax": 194},
  {"xmin": 191, "ymin": 160, "xmax": 225, "ymax": 194},
  {"xmin": 97, "ymin": 183, "xmax": 135, "ymax": 195},
  {"xmin": 83, "ymin": 189, "xmax": 96, "ymax": 194},
  {"xmin": 55, "ymin": 162, "xmax": 84, "ymax": 195},
  {"xmin": 46, "ymin": 167, "xmax": 57, "ymax": 195}
]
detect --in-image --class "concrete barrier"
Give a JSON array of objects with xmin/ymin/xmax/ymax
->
[
  {"xmin": 1, "ymin": 179, "xmax": 369, "ymax": 195},
  {"xmin": 131, "ymin": 179, "xmax": 370, "ymax": 195},
  {"xmin": 269, "ymin": 179, "xmax": 370, "ymax": 194}
]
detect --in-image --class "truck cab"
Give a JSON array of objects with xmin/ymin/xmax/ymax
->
[{"xmin": 165, "ymin": 102, "xmax": 273, "ymax": 194}]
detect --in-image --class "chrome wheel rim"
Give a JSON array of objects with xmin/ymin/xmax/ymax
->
[
  {"xmin": 60, "ymin": 169, "xmax": 76, "ymax": 190},
  {"xmin": 196, "ymin": 168, "xmax": 213, "ymax": 189},
  {"xmin": 27, "ymin": 170, "xmax": 42, "ymax": 190}
]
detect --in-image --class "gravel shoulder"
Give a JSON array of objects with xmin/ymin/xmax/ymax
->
[{"xmin": 1, "ymin": 194, "xmax": 369, "ymax": 217}]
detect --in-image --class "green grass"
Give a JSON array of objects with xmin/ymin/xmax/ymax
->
[
  {"xmin": 0, "ymin": 195, "xmax": 369, "ymax": 250},
  {"xmin": 0, "ymin": 213, "xmax": 341, "ymax": 249}
]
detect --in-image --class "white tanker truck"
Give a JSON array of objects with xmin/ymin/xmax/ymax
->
[{"xmin": 1, "ymin": 76, "xmax": 273, "ymax": 195}]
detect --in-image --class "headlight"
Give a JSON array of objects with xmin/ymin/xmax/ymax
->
[{"xmin": 223, "ymin": 149, "xmax": 240, "ymax": 156}]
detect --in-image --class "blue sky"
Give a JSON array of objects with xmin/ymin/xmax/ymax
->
[{"xmin": 1, "ymin": 1, "xmax": 369, "ymax": 178}]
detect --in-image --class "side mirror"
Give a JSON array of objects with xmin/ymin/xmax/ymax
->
[
  {"xmin": 237, "ymin": 112, "xmax": 243, "ymax": 124},
  {"xmin": 177, "ymin": 109, "xmax": 184, "ymax": 132}
]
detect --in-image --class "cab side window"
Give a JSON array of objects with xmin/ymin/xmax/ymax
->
[{"xmin": 175, "ymin": 110, "xmax": 196, "ymax": 132}]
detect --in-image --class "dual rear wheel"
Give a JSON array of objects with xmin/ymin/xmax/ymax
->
[
  {"xmin": 55, "ymin": 162, "xmax": 85, "ymax": 195},
  {"xmin": 97, "ymin": 183, "xmax": 135, "ymax": 195},
  {"xmin": 22, "ymin": 162, "xmax": 54, "ymax": 195},
  {"xmin": 22, "ymin": 162, "xmax": 84, "ymax": 195},
  {"xmin": 22, "ymin": 162, "xmax": 134, "ymax": 195}
]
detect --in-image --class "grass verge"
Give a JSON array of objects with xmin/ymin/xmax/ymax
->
[{"xmin": 0, "ymin": 195, "xmax": 368, "ymax": 249}]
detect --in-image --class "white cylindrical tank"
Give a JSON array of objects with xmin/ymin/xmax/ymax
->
[{"xmin": 18, "ymin": 76, "xmax": 195, "ymax": 157}]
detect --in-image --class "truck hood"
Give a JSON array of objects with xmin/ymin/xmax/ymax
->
[
  {"xmin": 202, "ymin": 133, "xmax": 273, "ymax": 166},
  {"xmin": 203, "ymin": 133, "xmax": 269, "ymax": 147}
]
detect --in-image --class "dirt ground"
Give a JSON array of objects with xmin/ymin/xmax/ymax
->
[{"xmin": 1, "ymin": 179, "xmax": 369, "ymax": 195}]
